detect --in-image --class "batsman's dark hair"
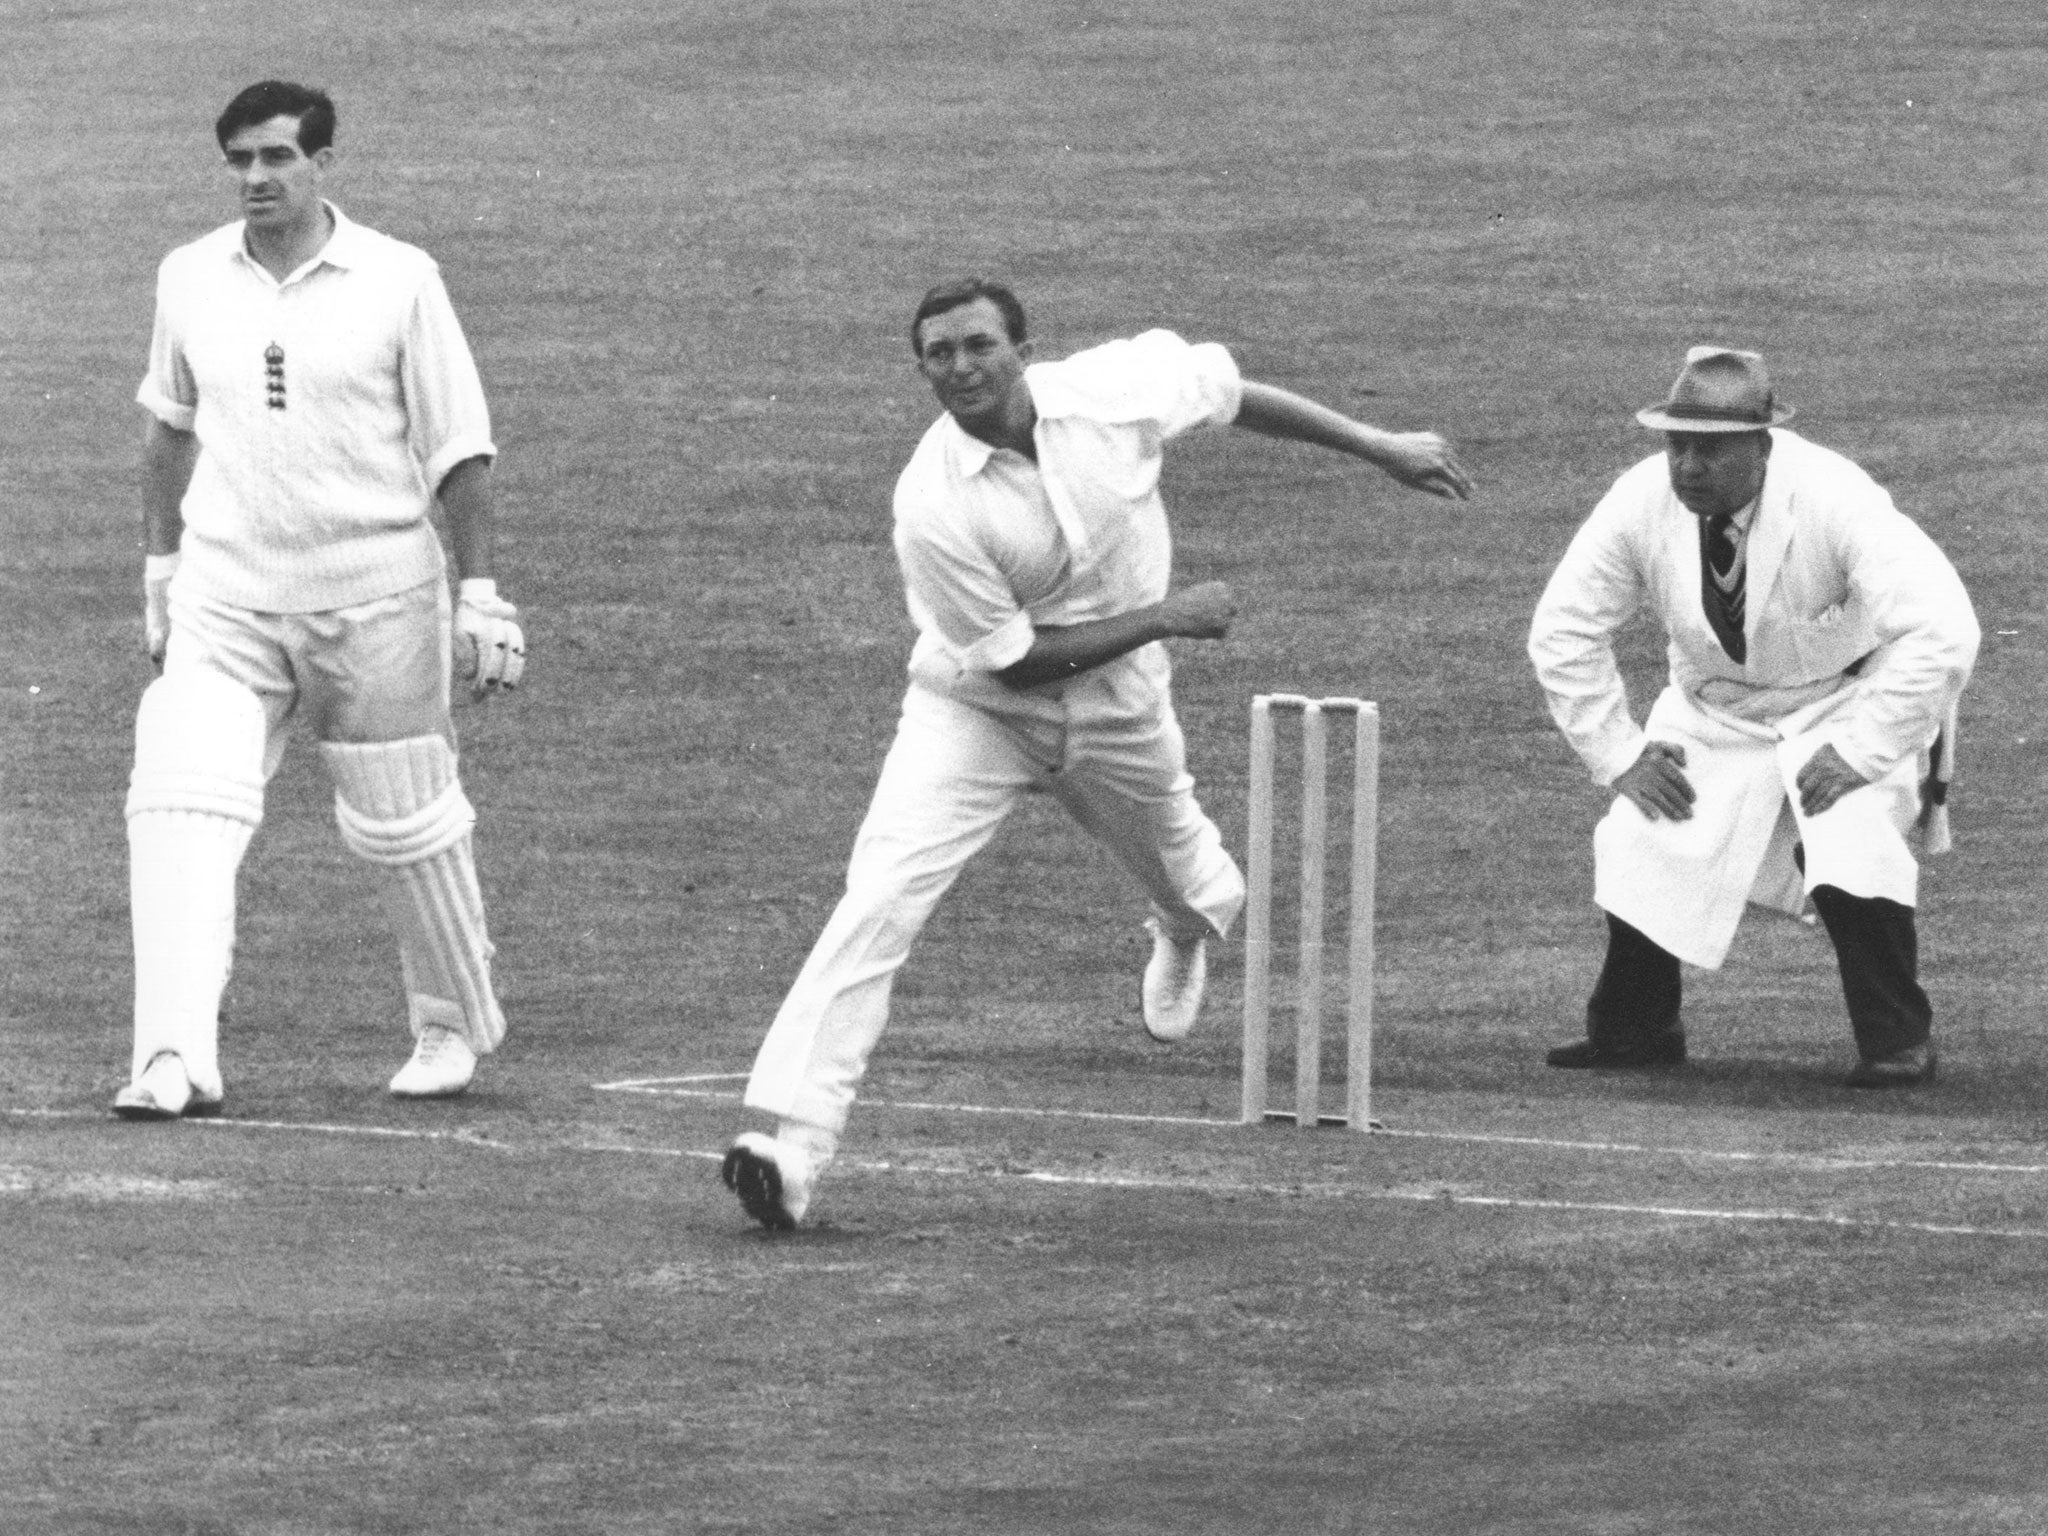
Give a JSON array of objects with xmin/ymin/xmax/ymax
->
[
  {"xmin": 910, "ymin": 278, "xmax": 1027, "ymax": 356},
  {"xmin": 216, "ymin": 81, "xmax": 337, "ymax": 154}
]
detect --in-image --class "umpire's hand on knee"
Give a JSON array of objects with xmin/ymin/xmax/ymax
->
[
  {"xmin": 1795, "ymin": 742, "xmax": 1868, "ymax": 817},
  {"xmin": 1613, "ymin": 741, "xmax": 1695, "ymax": 821}
]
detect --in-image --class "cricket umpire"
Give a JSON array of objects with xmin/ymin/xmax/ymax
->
[
  {"xmin": 113, "ymin": 81, "xmax": 526, "ymax": 1117},
  {"xmin": 1529, "ymin": 346, "xmax": 1977, "ymax": 1086},
  {"xmin": 722, "ymin": 277, "xmax": 1473, "ymax": 1229}
]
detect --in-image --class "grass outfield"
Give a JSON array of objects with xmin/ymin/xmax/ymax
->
[{"xmin": 4, "ymin": 1, "xmax": 2047, "ymax": 1531}]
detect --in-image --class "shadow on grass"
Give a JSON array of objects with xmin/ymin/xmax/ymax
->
[{"xmin": 1370, "ymin": 1012, "xmax": 2048, "ymax": 1130}]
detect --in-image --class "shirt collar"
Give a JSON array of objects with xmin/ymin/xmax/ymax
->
[
  {"xmin": 232, "ymin": 201, "xmax": 359, "ymax": 283},
  {"xmin": 947, "ymin": 416, "xmax": 997, "ymax": 475},
  {"xmin": 946, "ymin": 412, "xmax": 1047, "ymax": 481},
  {"xmin": 1692, "ymin": 494, "xmax": 1760, "ymax": 536},
  {"xmin": 940, "ymin": 370, "xmax": 1046, "ymax": 477}
]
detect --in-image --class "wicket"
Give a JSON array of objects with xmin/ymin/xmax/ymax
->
[{"xmin": 1240, "ymin": 694, "xmax": 1380, "ymax": 1130}]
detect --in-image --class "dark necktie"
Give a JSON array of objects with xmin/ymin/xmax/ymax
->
[{"xmin": 1700, "ymin": 512, "xmax": 1746, "ymax": 664}]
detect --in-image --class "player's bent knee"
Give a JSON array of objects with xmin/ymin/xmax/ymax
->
[
  {"xmin": 320, "ymin": 736, "xmax": 475, "ymax": 865},
  {"xmin": 127, "ymin": 670, "xmax": 267, "ymax": 827}
]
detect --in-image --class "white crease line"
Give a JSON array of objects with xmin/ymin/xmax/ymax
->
[
  {"xmin": 597, "ymin": 1081, "xmax": 1237, "ymax": 1128},
  {"xmin": 593, "ymin": 1073, "xmax": 747, "ymax": 1090},
  {"xmin": 188, "ymin": 1117, "xmax": 517, "ymax": 1150},
  {"xmin": 1384, "ymin": 1189, "xmax": 2048, "ymax": 1242},
  {"xmin": 591, "ymin": 1082, "xmax": 2048, "ymax": 1176},
  {"xmin": 1375, "ymin": 1126, "xmax": 2048, "ymax": 1176},
  {"xmin": 567, "ymin": 1143, "xmax": 2048, "ymax": 1239},
  {"xmin": 10, "ymin": 1110, "xmax": 2045, "ymax": 1241},
  {"xmin": 750, "ymin": 1155, "xmax": 2048, "ymax": 1243},
  {"xmin": 835, "ymin": 1096, "xmax": 1227, "ymax": 1128},
  {"xmin": 7, "ymin": 1107, "xmax": 514, "ymax": 1150},
  {"xmin": 21, "ymin": 1098, "xmax": 2048, "ymax": 1181}
]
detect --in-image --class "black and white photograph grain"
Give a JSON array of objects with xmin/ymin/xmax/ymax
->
[{"xmin": 3, "ymin": 1, "xmax": 2044, "ymax": 1531}]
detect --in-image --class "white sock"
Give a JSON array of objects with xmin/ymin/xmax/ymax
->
[{"xmin": 777, "ymin": 1120, "xmax": 839, "ymax": 1169}]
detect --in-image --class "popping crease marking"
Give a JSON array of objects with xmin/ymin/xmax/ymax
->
[
  {"xmin": 841, "ymin": 1160, "xmax": 2048, "ymax": 1242},
  {"xmin": 1374, "ymin": 1126, "xmax": 2048, "ymax": 1177},
  {"xmin": 587, "ymin": 1082, "xmax": 2048, "ymax": 1177},
  {"xmin": 25, "ymin": 1100, "xmax": 2048, "ymax": 1178},
  {"xmin": 594, "ymin": 1081, "xmax": 1223, "ymax": 1127},
  {"xmin": 595, "ymin": 1073, "xmax": 748, "ymax": 1089},
  {"xmin": 8, "ymin": 1107, "xmax": 513, "ymax": 1150},
  {"xmin": 190, "ymin": 1115, "xmax": 515, "ymax": 1149},
  {"xmin": 9, "ymin": 1110, "xmax": 2046, "ymax": 1242}
]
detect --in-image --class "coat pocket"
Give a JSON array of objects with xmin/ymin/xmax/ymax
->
[{"xmin": 1781, "ymin": 596, "xmax": 1877, "ymax": 681}]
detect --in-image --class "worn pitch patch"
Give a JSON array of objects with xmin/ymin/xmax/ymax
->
[{"xmin": 0, "ymin": 1164, "xmax": 238, "ymax": 1202}]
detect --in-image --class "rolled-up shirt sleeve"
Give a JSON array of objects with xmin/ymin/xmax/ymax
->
[
  {"xmin": 135, "ymin": 263, "xmax": 198, "ymax": 431},
  {"xmin": 1035, "ymin": 329, "xmax": 1243, "ymax": 441},
  {"xmin": 400, "ymin": 268, "xmax": 497, "ymax": 490},
  {"xmin": 894, "ymin": 504, "xmax": 1036, "ymax": 673},
  {"xmin": 1126, "ymin": 329, "xmax": 1243, "ymax": 437}
]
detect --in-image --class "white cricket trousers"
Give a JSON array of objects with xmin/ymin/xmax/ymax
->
[
  {"xmin": 128, "ymin": 578, "xmax": 504, "ymax": 1094},
  {"xmin": 744, "ymin": 676, "xmax": 1244, "ymax": 1136}
]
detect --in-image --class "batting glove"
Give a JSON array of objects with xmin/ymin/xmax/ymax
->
[
  {"xmin": 455, "ymin": 578, "xmax": 527, "ymax": 698},
  {"xmin": 144, "ymin": 551, "xmax": 179, "ymax": 668}
]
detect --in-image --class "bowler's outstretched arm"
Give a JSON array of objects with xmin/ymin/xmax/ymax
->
[{"xmin": 1233, "ymin": 381, "xmax": 1474, "ymax": 500}]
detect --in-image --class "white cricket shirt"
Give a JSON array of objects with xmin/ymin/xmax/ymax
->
[
  {"xmin": 892, "ymin": 328, "xmax": 1242, "ymax": 691},
  {"xmin": 137, "ymin": 203, "xmax": 496, "ymax": 613}
]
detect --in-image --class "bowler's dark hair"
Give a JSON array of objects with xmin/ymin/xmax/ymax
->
[
  {"xmin": 215, "ymin": 81, "xmax": 337, "ymax": 154},
  {"xmin": 910, "ymin": 278, "xmax": 1027, "ymax": 356}
]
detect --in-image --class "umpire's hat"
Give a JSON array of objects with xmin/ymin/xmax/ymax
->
[{"xmin": 1636, "ymin": 346, "xmax": 1796, "ymax": 432}]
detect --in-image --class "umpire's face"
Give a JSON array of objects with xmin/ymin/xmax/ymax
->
[
  {"xmin": 915, "ymin": 298, "xmax": 1032, "ymax": 436},
  {"xmin": 1665, "ymin": 430, "xmax": 1771, "ymax": 521}
]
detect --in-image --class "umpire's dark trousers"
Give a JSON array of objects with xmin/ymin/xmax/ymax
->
[{"xmin": 1587, "ymin": 888, "xmax": 1932, "ymax": 1061}]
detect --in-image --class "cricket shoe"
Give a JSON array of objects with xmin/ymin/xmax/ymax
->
[
  {"xmin": 721, "ymin": 1131, "xmax": 817, "ymax": 1231},
  {"xmin": 1545, "ymin": 1035, "xmax": 1687, "ymax": 1070},
  {"xmin": 1845, "ymin": 1044, "xmax": 1937, "ymax": 1089},
  {"xmin": 112, "ymin": 1051, "xmax": 224, "ymax": 1121},
  {"xmin": 1141, "ymin": 925, "xmax": 1208, "ymax": 1043},
  {"xmin": 389, "ymin": 1025, "xmax": 476, "ymax": 1099}
]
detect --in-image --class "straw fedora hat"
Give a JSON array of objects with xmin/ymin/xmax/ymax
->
[{"xmin": 1635, "ymin": 346, "xmax": 1795, "ymax": 433}]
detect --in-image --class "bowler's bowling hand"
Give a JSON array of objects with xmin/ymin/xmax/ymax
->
[
  {"xmin": 1160, "ymin": 580, "xmax": 1238, "ymax": 640},
  {"xmin": 1613, "ymin": 740, "xmax": 1695, "ymax": 822},
  {"xmin": 1378, "ymin": 432, "xmax": 1475, "ymax": 502},
  {"xmin": 1796, "ymin": 742, "xmax": 1868, "ymax": 817}
]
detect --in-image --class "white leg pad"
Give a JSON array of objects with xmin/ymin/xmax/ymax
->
[
  {"xmin": 127, "ymin": 672, "xmax": 268, "ymax": 1096},
  {"xmin": 321, "ymin": 736, "xmax": 506, "ymax": 1054}
]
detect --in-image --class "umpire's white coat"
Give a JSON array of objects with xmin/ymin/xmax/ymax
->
[{"xmin": 1529, "ymin": 429, "xmax": 1979, "ymax": 969}]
